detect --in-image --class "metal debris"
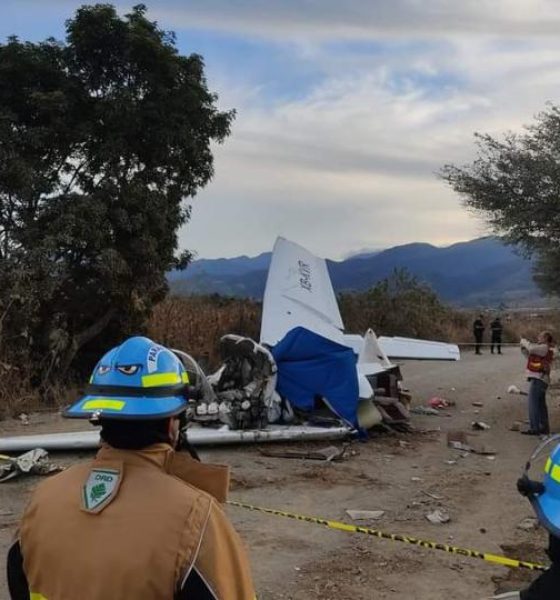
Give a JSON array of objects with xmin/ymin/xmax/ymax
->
[
  {"xmin": 447, "ymin": 431, "xmax": 496, "ymax": 456},
  {"xmin": 346, "ymin": 510, "xmax": 385, "ymax": 521},
  {"xmin": 472, "ymin": 421, "xmax": 491, "ymax": 431},
  {"xmin": 507, "ymin": 385, "xmax": 528, "ymax": 397},
  {"xmin": 421, "ymin": 490, "xmax": 444, "ymax": 501},
  {"xmin": 426, "ymin": 509, "xmax": 450, "ymax": 524},
  {"xmin": 428, "ymin": 397, "xmax": 455, "ymax": 409},
  {"xmin": 259, "ymin": 445, "xmax": 345, "ymax": 462},
  {"xmin": 0, "ymin": 448, "xmax": 62, "ymax": 483},
  {"xmin": 411, "ymin": 406, "xmax": 440, "ymax": 416}
]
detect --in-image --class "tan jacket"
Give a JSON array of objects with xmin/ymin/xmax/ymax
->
[{"xmin": 18, "ymin": 444, "xmax": 255, "ymax": 600}]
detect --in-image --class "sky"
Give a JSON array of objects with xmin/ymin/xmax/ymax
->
[{"xmin": 3, "ymin": 1, "xmax": 560, "ymax": 260}]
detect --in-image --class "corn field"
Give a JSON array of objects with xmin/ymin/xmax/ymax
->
[{"xmin": 1, "ymin": 291, "xmax": 559, "ymax": 417}]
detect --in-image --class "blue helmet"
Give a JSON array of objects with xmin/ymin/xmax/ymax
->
[
  {"xmin": 530, "ymin": 442, "xmax": 560, "ymax": 537},
  {"xmin": 520, "ymin": 435, "xmax": 560, "ymax": 537},
  {"xmin": 65, "ymin": 336, "xmax": 189, "ymax": 420}
]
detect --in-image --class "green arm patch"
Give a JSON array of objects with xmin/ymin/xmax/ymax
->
[{"xmin": 82, "ymin": 467, "xmax": 122, "ymax": 514}]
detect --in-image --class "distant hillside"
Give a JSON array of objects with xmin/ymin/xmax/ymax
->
[{"xmin": 169, "ymin": 237, "xmax": 543, "ymax": 307}]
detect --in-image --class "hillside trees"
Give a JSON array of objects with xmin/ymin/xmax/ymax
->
[
  {"xmin": 0, "ymin": 4, "xmax": 234, "ymax": 392},
  {"xmin": 339, "ymin": 269, "xmax": 459, "ymax": 339},
  {"xmin": 440, "ymin": 105, "xmax": 560, "ymax": 296}
]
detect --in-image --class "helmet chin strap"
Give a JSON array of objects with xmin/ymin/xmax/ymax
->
[{"xmin": 523, "ymin": 434, "xmax": 560, "ymax": 478}]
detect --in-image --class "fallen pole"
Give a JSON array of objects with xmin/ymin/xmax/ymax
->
[
  {"xmin": 0, "ymin": 425, "xmax": 352, "ymax": 453},
  {"xmin": 229, "ymin": 500, "xmax": 548, "ymax": 572}
]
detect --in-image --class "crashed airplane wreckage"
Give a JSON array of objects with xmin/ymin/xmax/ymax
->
[{"xmin": 0, "ymin": 237, "xmax": 459, "ymax": 453}]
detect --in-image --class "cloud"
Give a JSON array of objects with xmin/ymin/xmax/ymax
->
[
  {"xmin": 181, "ymin": 23, "xmax": 560, "ymax": 258},
  {"xmin": 149, "ymin": 0, "xmax": 560, "ymax": 41},
  {"xmin": 5, "ymin": 0, "xmax": 560, "ymax": 259}
]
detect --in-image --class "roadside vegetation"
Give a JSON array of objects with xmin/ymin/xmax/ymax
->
[
  {"xmin": 0, "ymin": 4, "xmax": 233, "ymax": 413},
  {"xmin": 2, "ymin": 265, "xmax": 559, "ymax": 417}
]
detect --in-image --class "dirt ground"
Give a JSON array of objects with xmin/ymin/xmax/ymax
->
[{"xmin": 0, "ymin": 350, "xmax": 556, "ymax": 599}]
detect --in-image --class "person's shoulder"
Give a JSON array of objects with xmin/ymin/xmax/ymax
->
[
  {"xmin": 26, "ymin": 461, "xmax": 92, "ymax": 508},
  {"xmin": 34, "ymin": 461, "xmax": 90, "ymax": 491},
  {"xmin": 165, "ymin": 470, "xmax": 217, "ymax": 508}
]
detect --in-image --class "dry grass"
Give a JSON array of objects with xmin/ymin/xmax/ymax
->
[
  {"xmin": 147, "ymin": 296, "xmax": 560, "ymax": 368},
  {"xmin": 147, "ymin": 295, "xmax": 262, "ymax": 369},
  {"xmin": 2, "ymin": 293, "xmax": 559, "ymax": 418}
]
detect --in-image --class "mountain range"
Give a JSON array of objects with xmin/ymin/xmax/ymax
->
[{"xmin": 168, "ymin": 237, "xmax": 544, "ymax": 307}]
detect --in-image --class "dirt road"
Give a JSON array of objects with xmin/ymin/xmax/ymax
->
[{"xmin": 0, "ymin": 350, "xmax": 555, "ymax": 599}]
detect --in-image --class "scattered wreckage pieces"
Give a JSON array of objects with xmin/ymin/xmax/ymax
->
[
  {"xmin": 346, "ymin": 509, "xmax": 385, "ymax": 521},
  {"xmin": 0, "ymin": 448, "xmax": 62, "ymax": 483},
  {"xmin": 421, "ymin": 490, "xmax": 444, "ymax": 501},
  {"xmin": 426, "ymin": 509, "xmax": 451, "ymax": 525},
  {"xmin": 428, "ymin": 397, "xmax": 455, "ymax": 409},
  {"xmin": 410, "ymin": 397, "xmax": 457, "ymax": 417},
  {"xmin": 507, "ymin": 385, "xmax": 528, "ymax": 396},
  {"xmin": 446, "ymin": 431, "xmax": 497, "ymax": 456},
  {"xmin": 411, "ymin": 406, "xmax": 441, "ymax": 416},
  {"xmin": 372, "ymin": 396, "xmax": 410, "ymax": 428},
  {"xmin": 472, "ymin": 421, "xmax": 491, "ymax": 431},
  {"xmin": 259, "ymin": 445, "xmax": 345, "ymax": 462}
]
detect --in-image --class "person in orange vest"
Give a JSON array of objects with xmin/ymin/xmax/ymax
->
[
  {"xmin": 7, "ymin": 336, "xmax": 256, "ymax": 600},
  {"xmin": 520, "ymin": 331, "xmax": 555, "ymax": 436}
]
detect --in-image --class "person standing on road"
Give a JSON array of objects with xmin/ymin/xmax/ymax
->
[
  {"xmin": 473, "ymin": 314, "xmax": 485, "ymax": 355},
  {"xmin": 7, "ymin": 336, "xmax": 256, "ymax": 600},
  {"xmin": 520, "ymin": 331, "xmax": 555, "ymax": 436},
  {"xmin": 490, "ymin": 317, "xmax": 503, "ymax": 355}
]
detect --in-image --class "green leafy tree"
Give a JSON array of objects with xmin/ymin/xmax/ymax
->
[
  {"xmin": 439, "ymin": 104, "xmax": 560, "ymax": 296},
  {"xmin": 339, "ymin": 269, "xmax": 454, "ymax": 339},
  {"xmin": 0, "ymin": 4, "xmax": 234, "ymax": 388}
]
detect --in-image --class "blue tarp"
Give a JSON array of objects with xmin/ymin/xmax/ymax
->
[{"xmin": 271, "ymin": 327, "xmax": 359, "ymax": 428}]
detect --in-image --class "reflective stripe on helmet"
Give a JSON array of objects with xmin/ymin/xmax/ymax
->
[
  {"xmin": 551, "ymin": 464, "xmax": 560, "ymax": 484},
  {"xmin": 544, "ymin": 457, "xmax": 560, "ymax": 483},
  {"xmin": 141, "ymin": 372, "xmax": 189, "ymax": 388},
  {"xmin": 82, "ymin": 399, "xmax": 126, "ymax": 411},
  {"xmin": 31, "ymin": 594, "xmax": 48, "ymax": 600}
]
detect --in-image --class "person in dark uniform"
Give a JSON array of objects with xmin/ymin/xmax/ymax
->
[
  {"xmin": 473, "ymin": 314, "xmax": 485, "ymax": 354},
  {"xmin": 491, "ymin": 317, "xmax": 503, "ymax": 354}
]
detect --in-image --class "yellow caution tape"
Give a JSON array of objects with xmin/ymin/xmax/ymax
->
[{"xmin": 228, "ymin": 501, "xmax": 547, "ymax": 572}]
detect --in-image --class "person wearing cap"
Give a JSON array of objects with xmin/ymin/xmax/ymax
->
[
  {"xmin": 515, "ymin": 436, "xmax": 560, "ymax": 599},
  {"xmin": 6, "ymin": 336, "xmax": 255, "ymax": 600}
]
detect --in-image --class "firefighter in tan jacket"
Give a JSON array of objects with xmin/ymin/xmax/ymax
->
[{"xmin": 7, "ymin": 336, "xmax": 256, "ymax": 600}]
